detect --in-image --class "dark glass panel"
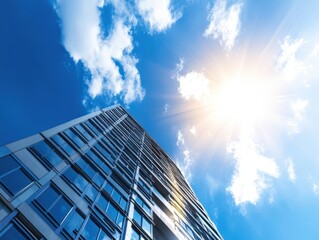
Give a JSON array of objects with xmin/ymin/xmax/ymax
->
[
  {"xmin": 64, "ymin": 129, "xmax": 85, "ymax": 148},
  {"xmin": 120, "ymin": 199, "xmax": 127, "ymax": 210},
  {"xmin": 86, "ymin": 121, "xmax": 100, "ymax": 136},
  {"xmin": 81, "ymin": 218, "xmax": 99, "ymax": 240},
  {"xmin": 142, "ymin": 219, "xmax": 151, "ymax": 236},
  {"xmin": 74, "ymin": 174, "xmax": 89, "ymax": 192},
  {"xmin": 133, "ymin": 210, "xmax": 142, "ymax": 225},
  {"xmin": 52, "ymin": 135, "xmax": 76, "ymax": 157},
  {"xmin": 104, "ymin": 183, "xmax": 112, "ymax": 195},
  {"xmin": 1, "ymin": 168, "xmax": 32, "ymax": 195},
  {"xmin": 33, "ymin": 141, "xmax": 51, "ymax": 156},
  {"xmin": 85, "ymin": 185, "xmax": 98, "ymax": 202},
  {"xmin": 97, "ymin": 231, "xmax": 111, "ymax": 240},
  {"xmin": 63, "ymin": 211, "xmax": 84, "ymax": 238},
  {"xmin": 63, "ymin": 167, "xmax": 77, "ymax": 183},
  {"xmin": 106, "ymin": 204, "xmax": 117, "ymax": 222},
  {"xmin": 116, "ymin": 212, "xmax": 124, "ymax": 228},
  {"xmin": 36, "ymin": 187, "xmax": 59, "ymax": 210},
  {"xmin": 0, "ymin": 155, "xmax": 19, "ymax": 176},
  {"xmin": 93, "ymin": 173, "xmax": 104, "ymax": 188},
  {"xmin": 130, "ymin": 228, "xmax": 139, "ymax": 240},
  {"xmin": 0, "ymin": 223, "xmax": 28, "ymax": 240},
  {"xmin": 112, "ymin": 189, "xmax": 121, "ymax": 203},
  {"xmin": 97, "ymin": 195, "xmax": 108, "ymax": 211},
  {"xmin": 46, "ymin": 151, "xmax": 63, "ymax": 166},
  {"xmin": 50, "ymin": 197, "xmax": 72, "ymax": 224},
  {"xmin": 75, "ymin": 124, "xmax": 93, "ymax": 142}
]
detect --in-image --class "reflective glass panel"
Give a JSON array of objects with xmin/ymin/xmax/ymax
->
[
  {"xmin": 63, "ymin": 211, "xmax": 84, "ymax": 238},
  {"xmin": 0, "ymin": 223, "xmax": 28, "ymax": 240},
  {"xmin": 81, "ymin": 218, "xmax": 99, "ymax": 239}
]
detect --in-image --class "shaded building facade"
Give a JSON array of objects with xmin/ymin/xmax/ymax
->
[{"xmin": 0, "ymin": 104, "xmax": 222, "ymax": 239}]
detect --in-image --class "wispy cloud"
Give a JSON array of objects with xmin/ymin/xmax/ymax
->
[
  {"xmin": 54, "ymin": 0, "xmax": 144, "ymax": 106},
  {"xmin": 227, "ymin": 132, "xmax": 279, "ymax": 206},
  {"xmin": 287, "ymin": 99, "xmax": 308, "ymax": 135},
  {"xmin": 277, "ymin": 36, "xmax": 308, "ymax": 85},
  {"xmin": 206, "ymin": 175, "xmax": 220, "ymax": 199},
  {"xmin": 175, "ymin": 129, "xmax": 193, "ymax": 181},
  {"xmin": 176, "ymin": 130, "xmax": 185, "ymax": 146},
  {"xmin": 178, "ymin": 149, "xmax": 193, "ymax": 181},
  {"xmin": 177, "ymin": 71, "xmax": 210, "ymax": 101},
  {"xmin": 312, "ymin": 184, "xmax": 319, "ymax": 195},
  {"xmin": 54, "ymin": 0, "xmax": 180, "ymax": 108},
  {"xmin": 136, "ymin": 0, "xmax": 179, "ymax": 32},
  {"xmin": 163, "ymin": 103, "xmax": 169, "ymax": 114},
  {"xmin": 204, "ymin": 0, "xmax": 243, "ymax": 51},
  {"xmin": 286, "ymin": 158, "xmax": 296, "ymax": 183},
  {"xmin": 311, "ymin": 42, "xmax": 319, "ymax": 57},
  {"xmin": 189, "ymin": 126, "xmax": 197, "ymax": 135}
]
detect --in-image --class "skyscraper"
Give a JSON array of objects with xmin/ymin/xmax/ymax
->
[{"xmin": 0, "ymin": 104, "xmax": 222, "ymax": 239}]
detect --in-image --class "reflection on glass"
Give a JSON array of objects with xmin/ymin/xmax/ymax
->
[
  {"xmin": 0, "ymin": 155, "xmax": 33, "ymax": 196},
  {"xmin": 63, "ymin": 211, "xmax": 84, "ymax": 238}
]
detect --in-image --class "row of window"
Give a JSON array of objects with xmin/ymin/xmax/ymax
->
[{"xmin": 31, "ymin": 184, "xmax": 120, "ymax": 239}]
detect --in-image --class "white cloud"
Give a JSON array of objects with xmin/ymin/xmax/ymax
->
[
  {"xmin": 136, "ymin": 0, "xmax": 179, "ymax": 32},
  {"xmin": 164, "ymin": 103, "xmax": 169, "ymax": 113},
  {"xmin": 175, "ymin": 129, "xmax": 193, "ymax": 181},
  {"xmin": 176, "ymin": 58, "xmax": 184, "ymax": 73},
  {"xmin": 311, "ymin": 43, "xmax": 319, "ymax": 57},
  {"xmin": 176, "ymin": 149, "xmax": 193, "ymax": 181},
  {"xmin": 206, "ymin": 175, "xmax": 220, "ymax": 199},
  {"xmin": 287, "ymin": 99, "xmax": 308, "ymax": 135},
  {"xmin": 176, "ymin": 130, "xmax": 185, "ymax": 146},
  {"xmin": 189, "ymin": 126, "xmax": 197, "ymax": 135},
  {"xmin": 204, "ymin": 0, "xmax": 243, "ymax": 51},
  {"xmin": 53, "ymin": 0, "xmax": 183, "ymax": 107},
  {"xmin": 277, "ymin": 36, "xmax": 308, "ymax": 85},
  {"xmin": 177, "ymin": 71, "xmax": 210, "ymax": 101},
  {"xmin": 286, "ymin": 158, "xmax": 296, "ymax": 183},
  {"xmin": 227, "ymin": 133, "xmax": 279, "ymax": 206},
  {"xmin": 313, "ymin": 184, "xmax": 319, "ymax": 195},
  {"xmin": 54, "ymin": 0, "xmax": 145, "ymax": 105}
]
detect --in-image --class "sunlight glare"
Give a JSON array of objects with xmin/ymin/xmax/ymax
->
[{"xmin": 210, "ymin": 76, "xmax": 271, "ymax": 128}]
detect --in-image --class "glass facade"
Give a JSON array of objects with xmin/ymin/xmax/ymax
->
[{"xmin": 0, "ymin": 104, "xmax": 222, "ymax": 240}]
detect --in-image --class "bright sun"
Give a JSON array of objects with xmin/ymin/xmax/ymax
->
[{"xmin": 209, "ymin": 76, "xmax": 272, "ymax": 128}]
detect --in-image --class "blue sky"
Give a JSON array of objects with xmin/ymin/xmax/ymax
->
[{"xmin": 1, "ymin": 0, "xmax": 319, "ymax": 239}]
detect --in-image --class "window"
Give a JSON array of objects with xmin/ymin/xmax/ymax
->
[
  {"xmin": 74, "ymin": 124, "xmax": 93, "ymax": 142},
  {"xmin": 30, "ymin": 141, "xmax": 63, "ymax": 168},
  {"xmin": 130, "ymin": 227, "xmax": 146, "ymax": 240},
  {"xmin": 75, "ymin": 157, "xmax": 96, "ymax": 179},
  {"xmin": 52, "ymin": 134, "xmax": 77, "ymax": 157},
  {"xmin": 93, "ymin": 173, "xmax": 105, "ymax": 188},
  {"xmin": 0, "ymin": 221, "xmax": 37, "ymax": 240},
  {"xmin": 104, "ymin": 182, "xmax": 127, "ymax": 210},
  {"xmin": 80, "ymin": 218, "xmax": 111, "ymax": 240},
  {"xmin": 176, "ymin": 214, "xmax": 200, "ymax": 240},
  {"xmin": 133, "ymin": 209, "xmax": 152, "ymax": 236},
  {"xmin": 138, "ymin": 179, "xmax": 151, "ymax": 196},
  {"xmin": 96, "ymin": 194, "xmax": 124, "ymax": 228},
  {"xmin": 0, "ymin": 155, "xmax": 33, "ymax": 196},
  {"xmin": 61, "ymin": 210, "xmax": 84, "ymax": 239},
  {"xmin": 135, "ymin": 195, "xmax": 151, "ymax": 215},
  {"xmin": 33, "ymin": 186, "xmax": 72, "ymax": 225},
  {"xmin": 62, "ymin": 167, "xmax": 98, "ymax": 203},
  {"xmin": 94, "ymin": 143, "xmax": 115, "ymax": 164},
  {"xmin": 85, "ymin": 120, "xmax": 101, "ymax": 137},
  {"xmin": 86, "ymin": 150, "xmax": 111, "ymax": 176},
  {"xmin": 64, "ymin": 129, "xmax": 85, "ymax": 149},
  {"xmin": 111, "ymin": 173, "xmax": 130, "ymax": 194},
  {"xmin": 63, "ymin": 167, "xmax": 89, "ymax": 192}
]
